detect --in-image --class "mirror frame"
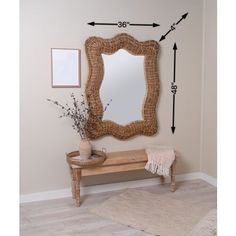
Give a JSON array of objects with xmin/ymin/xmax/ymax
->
[{"xmin": 85, "ymin": 33, "xmax": 160, "ymax": 139}]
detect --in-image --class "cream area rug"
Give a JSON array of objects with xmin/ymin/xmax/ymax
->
[{"xmin": 90, "ymin": 188, "xmax": 214, "ymax": 236}]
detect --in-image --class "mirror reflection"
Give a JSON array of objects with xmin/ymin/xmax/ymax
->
[{"xmin": 100, "ymin": 49, "xmax": 145, "ymax": 125}]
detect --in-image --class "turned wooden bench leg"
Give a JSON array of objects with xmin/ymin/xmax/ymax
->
[
  {"xmin": 170, "ymin": 159, "xmax": 176, "ymax": 192},
  {"xmin": 73, "ymin": 168, "xmax": 81, "ymax": 207},
  {"xmin": 160, "ymin": 176, "xmax": 165, "ymax": 185},
  {"xmin": 70, "ymin": 167, "xmax": 76, "ymax": 199}
]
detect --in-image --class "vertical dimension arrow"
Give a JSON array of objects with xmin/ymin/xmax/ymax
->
[{"xmin": 171, "ymin": 43, "xmax": 178, "ymax": 134}]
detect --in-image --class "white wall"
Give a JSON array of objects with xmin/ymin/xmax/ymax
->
[
  {"xmin": 20, "ymin": 0, "xmax": 204, "ymax": 194},
  {"xmin": 201, "ymin": 0, "xmax": 217, "ymax": 178}
]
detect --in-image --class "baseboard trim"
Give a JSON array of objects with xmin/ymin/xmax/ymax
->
[
  {"xmin": 200, "ymin": 172, "xmax": 217, "ymax": 187},
  {"xmin": 20, "ymin": 172, "xmax": 216, "ymax": 204}
]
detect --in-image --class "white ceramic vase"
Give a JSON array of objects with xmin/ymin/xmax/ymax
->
[{"xmin": 79, "ymin": 139, "xmax": 92, "ymax": 159}]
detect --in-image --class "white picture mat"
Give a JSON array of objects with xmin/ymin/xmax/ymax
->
[{"xmin": 51, "ymin": 49, "xmax": 80, "ymax": 87}]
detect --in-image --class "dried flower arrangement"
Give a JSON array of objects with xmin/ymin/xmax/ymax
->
[{"xmin": 47, "ymin": 93, "xmax": 111, "ymax": 139}]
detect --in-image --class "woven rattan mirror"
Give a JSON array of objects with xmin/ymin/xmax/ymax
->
[{"xmin": 85, "ymin": 33, "xmax": 160, "ymax": 139}]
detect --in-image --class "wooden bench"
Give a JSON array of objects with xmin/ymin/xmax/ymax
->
[{"xmin": 66, "ymin": 149, "xmax": 177, "ymax": 206}]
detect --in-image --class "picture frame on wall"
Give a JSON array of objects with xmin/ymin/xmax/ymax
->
[{"xmin": 51, "ymin": 48, "xmax": 81, "ymax": 88}]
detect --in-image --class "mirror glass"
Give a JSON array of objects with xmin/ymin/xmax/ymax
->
[
  {"xmin": 51, "ymin": 48, "xmax": 81, "ymax": 87},
  {"xmin": 100, "ymin": 49, "xmax": 145, "ymax": 125}
]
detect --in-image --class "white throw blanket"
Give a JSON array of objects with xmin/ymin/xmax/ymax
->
[{"xmin": 145, "ymin": 146, "xmax": 175, "ymax": 176}]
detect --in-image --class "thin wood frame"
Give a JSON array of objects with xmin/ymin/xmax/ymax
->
[
  {"xmin": 51, "ymin": 48, "xmax": 81, "ymax": 88},
  {"xmin": 85, "ymin": 33, "xmax": 160, "ymax": 139}
]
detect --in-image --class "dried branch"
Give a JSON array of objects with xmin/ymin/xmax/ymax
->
[{"xmin": 47, "ymin": 93, "xmax": 111, "ymax": 139}]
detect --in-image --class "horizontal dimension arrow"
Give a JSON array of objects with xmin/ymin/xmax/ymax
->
[
  {"xmin": 159, "ymin": 12, "xmax": 188, "ymax": 42},
  {"xmin": 87, "ymin": 22, "xmax": 117, "ymax": 26},
  {"xmin": 88, "ymin": 21, "xmax": 160, "ymax": 28},
  {"xmin": 129, "ymin": 23, "xmax": 160, "ymax": 27}
]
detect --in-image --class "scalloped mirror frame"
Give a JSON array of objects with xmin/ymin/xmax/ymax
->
[{"xmin": 85, "ymin": 33, "xmax": 160, "ymax": 139}]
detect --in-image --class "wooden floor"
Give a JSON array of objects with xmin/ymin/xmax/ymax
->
[{"xmin": 20, "ymin": 180, "xmax": 217, "ymax": 236}]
